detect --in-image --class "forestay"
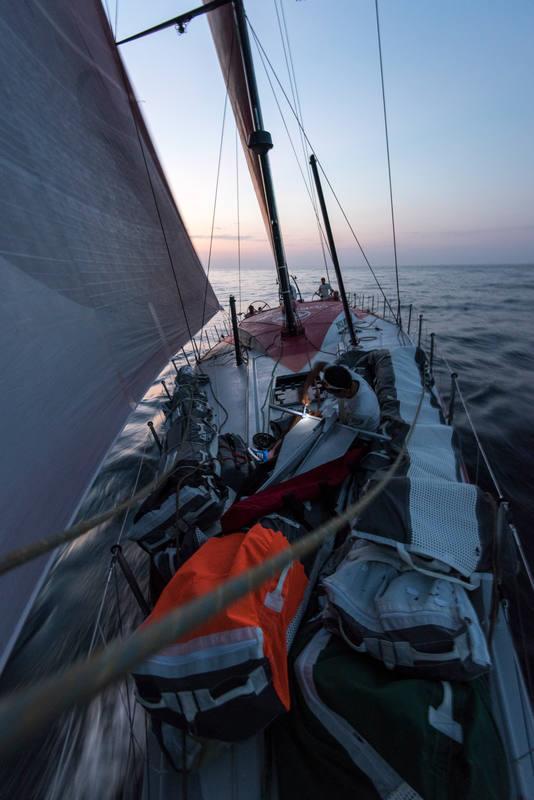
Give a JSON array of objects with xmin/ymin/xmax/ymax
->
[{"xmin": 0, "ymin": 0, "xmax": 218, "ymax": 669}]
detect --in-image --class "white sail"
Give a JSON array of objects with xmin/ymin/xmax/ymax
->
[{"xmin": 0, "ymin": 0, "xmax": 219, "ymax": 668}]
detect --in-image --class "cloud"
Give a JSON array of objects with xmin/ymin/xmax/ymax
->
[
  {"xmin": 407, "ymin": 224, "xmax": 534, "ymax": 239},
  {"xmin": 191, "ymin": 233, "xmax": 264, "ymax": 241}
]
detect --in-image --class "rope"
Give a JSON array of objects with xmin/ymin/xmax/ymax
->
[
  {"xmin": 246, "ymin": 19, "xmax": 396, "ymax": 321},
  {"xmin": 0, "ymin": 386, "xmax": 424, "ymax": 759},
  {"xmin": 0, "ymin": 438, "xmax": 175, "ymax": 578},
  {"xmin": 199, "ymin": 29, "xmax": 234, "ymax": 352},
  {"xmin": 0, "ymin": 371, "xmax": 222, "ymax": 578},
  {"xmin": 199, "ymin": 369, "xmax": 230, "ymax": 431},
  {"xmin": 374, "ymin": 0, "xmax": 402, "ymax": 328}
]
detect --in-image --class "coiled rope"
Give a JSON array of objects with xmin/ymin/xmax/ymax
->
[{"xmin": 0, "ymin": 386, "xmax": 424, "ymax": 758}]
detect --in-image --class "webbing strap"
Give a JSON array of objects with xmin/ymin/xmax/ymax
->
[{"xmin": 150, "ymin": 664, "xmax": 270, "ymax": 723}]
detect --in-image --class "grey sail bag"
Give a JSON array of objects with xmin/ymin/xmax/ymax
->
[{"xmin": 321, "ymin": 539, "xmax": 491, "ymax": 680}]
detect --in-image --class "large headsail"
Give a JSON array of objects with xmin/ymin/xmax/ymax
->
[
  {"xmin": 204, "ymin": 0, "xmax": 272, "ymax": 243},
  {"xmin": 0, "ymin": 0, "xmax": 218, "ymax": 668}
]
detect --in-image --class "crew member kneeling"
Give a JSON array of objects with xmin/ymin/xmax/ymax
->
[{"xmin": 305, "ymin": 362, "xmax": 380, "ymax": 432}]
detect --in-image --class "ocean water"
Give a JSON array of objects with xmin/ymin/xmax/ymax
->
[{"xmin": 0, "ymin": 262, "xmax": 533, "ymax": 798}]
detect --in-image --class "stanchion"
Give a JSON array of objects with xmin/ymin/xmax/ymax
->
[
  {"xmin": 229, "ymin": 295, "xmax": 243, "ymax": 366},
  {"xmin": 448, "ymin": 372, "xmax": 458, "ymax": 424},
  {"xmin": 147, "ymin": 421, "xmax": 162, "ymax": 453}
]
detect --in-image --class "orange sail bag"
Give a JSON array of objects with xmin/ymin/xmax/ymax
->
[{"xmin": 133, "ymin": 523, "xmax": 308, "ymax": 742}]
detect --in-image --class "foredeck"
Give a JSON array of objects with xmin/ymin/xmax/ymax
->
[
  {"xmin": 140, "ymin": 301, "xmax": 534, "ymax": 800},
  {"xmin": 199, "ymin": 301, "xmax": 408, "ymax": 446}
]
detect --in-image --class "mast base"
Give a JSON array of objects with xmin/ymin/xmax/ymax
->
[{"xmin": 281, "ymin": 321, "xmax": 305, "ymax": 339}]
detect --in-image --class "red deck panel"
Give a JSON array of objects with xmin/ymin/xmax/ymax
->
[{"xmin": 238, "ymin": 300, "xmax": 358, "ymax": 372}]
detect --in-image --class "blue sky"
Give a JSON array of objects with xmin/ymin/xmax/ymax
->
[{"xmin": 112, "ymin": 0, "xmax": 534, "ymax": 269}]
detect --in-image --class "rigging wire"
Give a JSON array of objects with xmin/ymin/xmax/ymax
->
[
  {"xmin": 0, "ymin": 385, "xmax": 425, "ymax": 758},
  {"xmin": 251, "ymin": 29, "xmax": 334, "ymax": 279},
  {"xmin": 374, "ymin": 0, "xmax": 402, "ymax": 327},
  {"xmin": 510, "ymin": 575, "xmax": 534, "ymax": 763},
  {"xmin": 235, "ymin": 125, "xmax": 242, "ymax": 314},
  {"xmin": 125, "ymin": 85, "xmax": 200, "ymax": 361},
  {"xmin": 278, "ymin": 0, "xmax": 331, "ymax": 281},
  {"xmin": 272, "ymin": 0, "xmax": 331, "ymax": 282},
  {"xmin": 113, "ymin": 566, "xmax": 143, "ymax": 783},
  {"xmin": 199, "ymin": 30, "xmax": 234, "ymax": 352},
  {"xmin": 114, "ymin": 0, "xmax": 119, "ymax": 40},
  {"xmin": 438, "ymin": 354, "xmax": 534, "ymax": 651},
  {"xmin": 111, "ymin": 51, "xmax": 200, "ymax": 359},
  {"xmin": 48, "ymin": 711, "xmax": 77, "ymax": 800},
  {"xmin": 47, "ymin": 437, "xmax": 150, "ymax": 799},
  {"xmin": 440, "ymin": 355, "xmax": 503, "ymax": 500},
  {"xmin": 316, "ymin": 160, "xmax": 398, "ymax": 321},
  {"xmin": 246, "ymin": 18, "xmax": 397, "ymax": 319},
  {"xmin": 144, "ymin": 715, "xmax": 152, "ymax": 800},
  {"xmin": 102, "ymin": 0, "xmax": 113, "ymax": 30}
]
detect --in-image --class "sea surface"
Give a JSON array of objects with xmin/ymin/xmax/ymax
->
[{"xmin": 1, "ymin": 263, "xmax": 533, "ymax": 798}]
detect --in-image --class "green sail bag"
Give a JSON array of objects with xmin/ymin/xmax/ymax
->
[{"xmin": 273, "ymin": 625, "xmax": 509, "ymax": 800}]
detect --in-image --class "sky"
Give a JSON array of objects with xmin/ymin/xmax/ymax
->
[{"xmin": 109, "ymin": 0, "xmax": 534, "ymax": 270}]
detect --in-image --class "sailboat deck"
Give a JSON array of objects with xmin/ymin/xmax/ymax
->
[
  {"xmin": 200, "ymin": 302, "xmax": 408, "ymax": 446},
  {"xmin": 139, "ymin": 303, "xmax": 534, "ymax": 799}
]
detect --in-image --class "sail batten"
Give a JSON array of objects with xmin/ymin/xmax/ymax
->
[{"xmin": 0, "ymin": 0, "xmax": 218, "ymax": 668}]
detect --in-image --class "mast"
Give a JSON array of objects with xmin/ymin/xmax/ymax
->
[
  {"xmin": 118, "ymin": 0, "xmax": 300, "ymax": 335},
  {"xmin": 233, "ymin": 0, "xmax": 299, "ymax": 336},
  {"xmin": 309, "ymin": 155, "xmax": 357, "ymax": 347}
]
